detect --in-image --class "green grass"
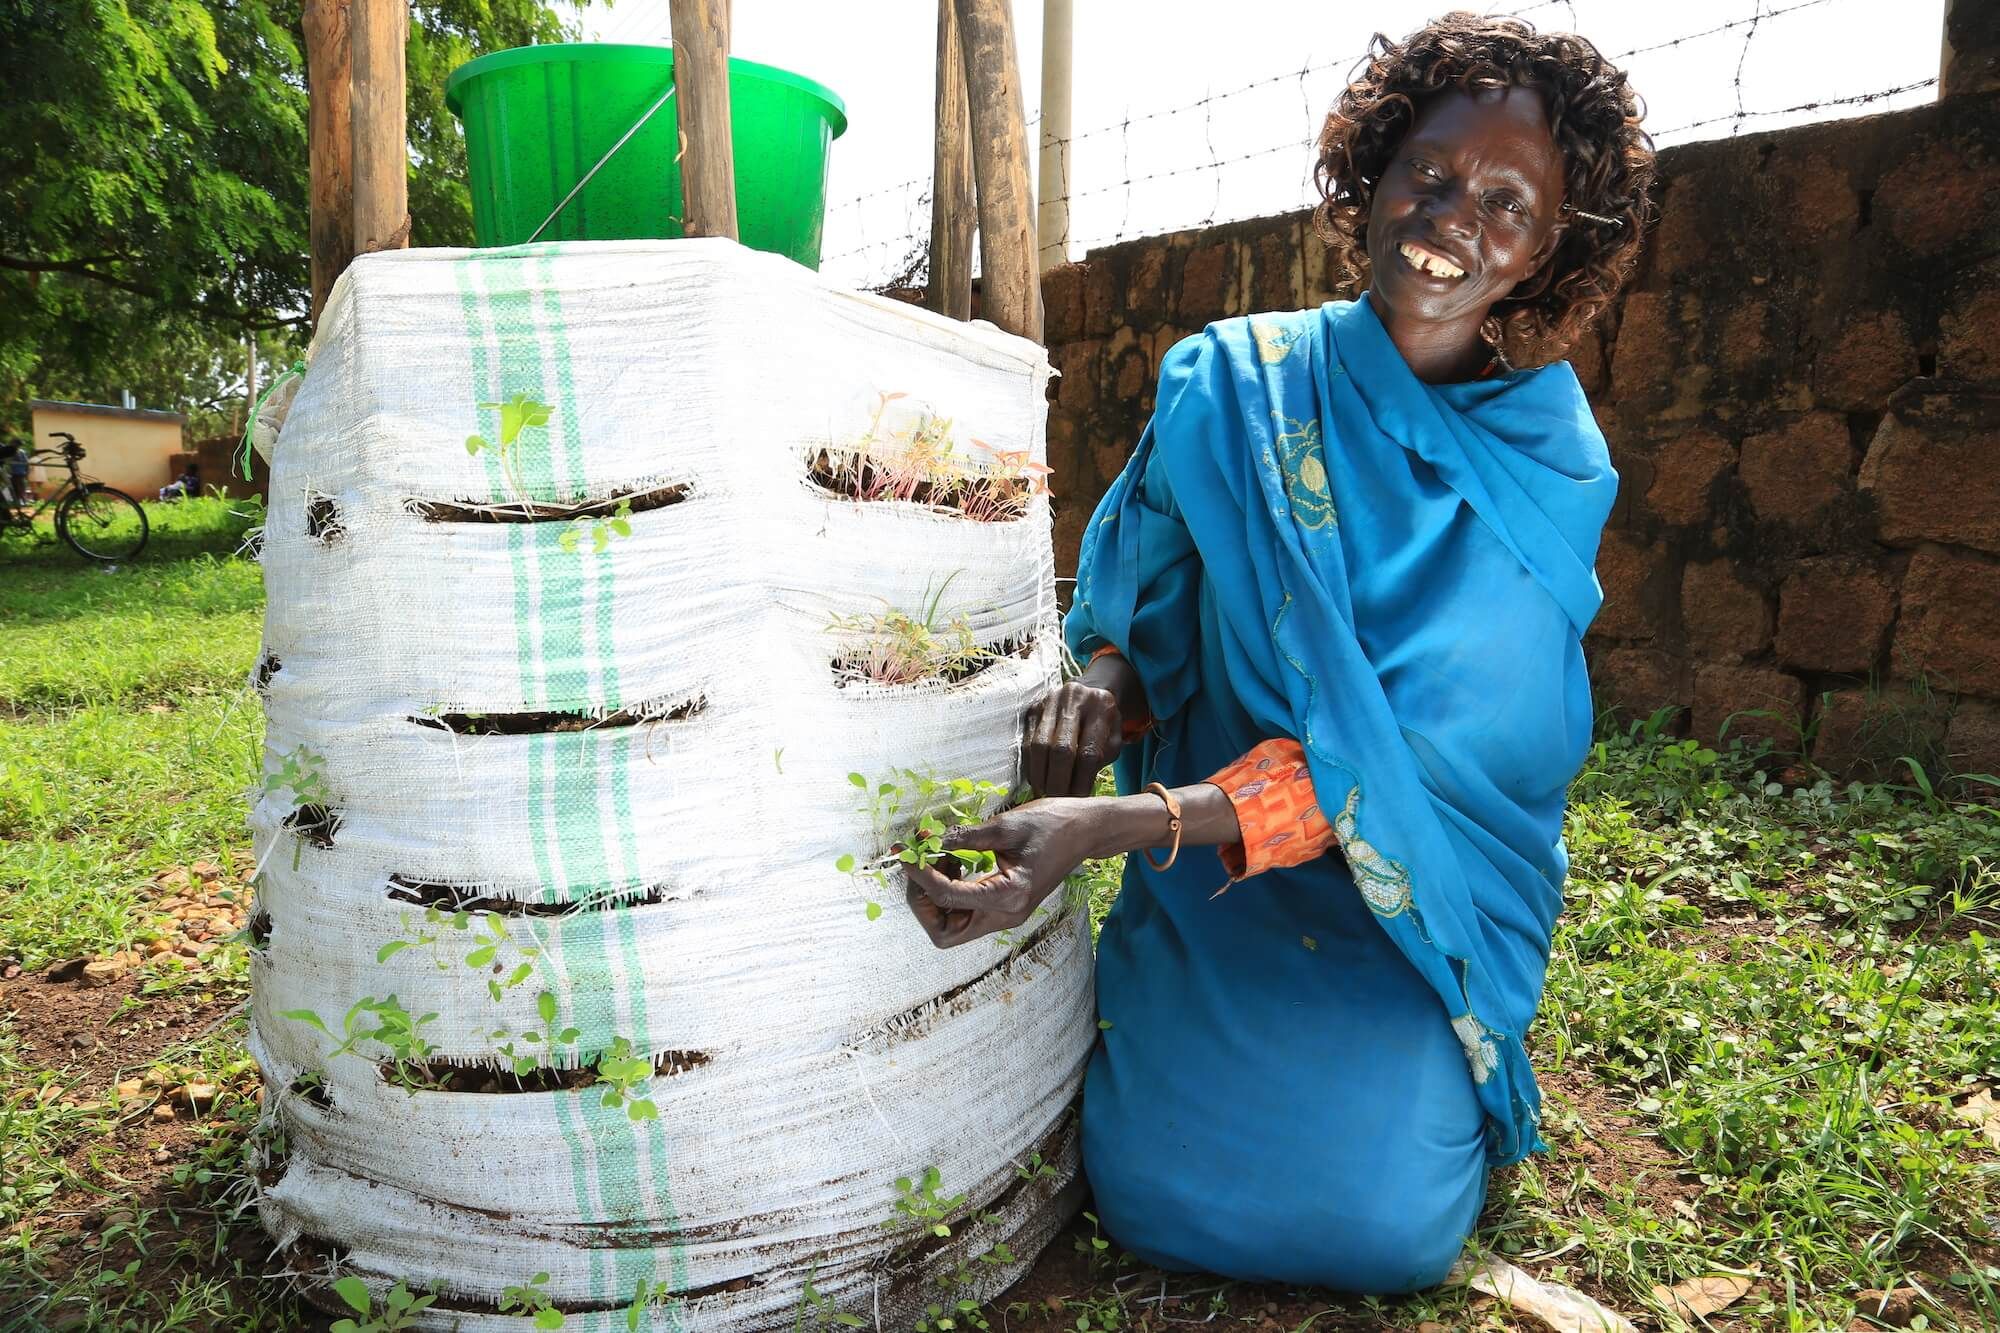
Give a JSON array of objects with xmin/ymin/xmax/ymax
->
[
  {"xmin": 1, "ymin": 519, "xmax": 1996, "ymax": 1332},
  {"xmin": 0, "ymin": 499, "xmax": 263, "ymax": 970}
]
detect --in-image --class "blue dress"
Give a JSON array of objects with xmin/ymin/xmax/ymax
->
[{"xmin": 1065, "ymin": 297, "xmax": 1617, "ymax": 1292}]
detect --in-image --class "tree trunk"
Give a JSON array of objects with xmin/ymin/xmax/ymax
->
[
  {"xmin": 350, "ymin": 0, "xmax": 410, "ymax": 257},
  {"xmin": 955, "ymin": 0, "xmax": 1040, "ymax": 341},
  {"xmin": 302, "ymin": 0, "xmax": 354, "ymax": 329},
  {"xmin": 668, "ymin": 0, "xmax": 739, "ymax": 241},
  {"xmin": 927, "ymin": 0, "xmax": 975, "ymax": 320}
]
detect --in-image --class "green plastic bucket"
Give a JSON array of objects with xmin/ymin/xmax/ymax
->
[{"xmin": 445, "ymin": 44, "xmax": 847, "ymax": 267}]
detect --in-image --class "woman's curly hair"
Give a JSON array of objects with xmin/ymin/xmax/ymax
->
[{"xmin": 1312, "ymin": 11, "xmax": 1656, "ymax": 362}]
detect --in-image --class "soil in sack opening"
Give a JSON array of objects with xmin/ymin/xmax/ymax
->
[
  {"xmin": 374, "ymin": 1047, "xmax": 712, "ymax": 1095},
  {"xmin": 304, "ymin": 494, "xmax": 343, "ymax": 543},
  {"xmin": 284, "ymin": 804, "xmax": 341, "ymax": 848},
  {"xmin": 409, "ymin": 695, "xmax": 705, "ymax": 735},
  {"xmin": 807, "ymin": 448, "xmax": 1045, "ymax": 523},
  {"xmin": 409, "ymin": 480, "xmax": 692, "ymax": 524},
  {"xmin": 832, "ymin": 633, "xmax": 1036, "ymax": 691},
  {"xmin": 386, "ymin": 877, "xmax": 678, "ymax": 918}
]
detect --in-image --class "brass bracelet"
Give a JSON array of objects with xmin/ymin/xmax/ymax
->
[{"xmin": 1142, "ymin": 782, "xmax": 1183, "ymax": 871}]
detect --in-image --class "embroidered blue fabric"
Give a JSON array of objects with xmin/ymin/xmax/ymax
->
[{"xmin": 1065, "ymin": 294, "xmax": 1617, "ymax": 1290}]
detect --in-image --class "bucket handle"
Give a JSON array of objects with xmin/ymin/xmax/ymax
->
[{"xmin": 525, "ymin": 79, "xmax": 680, "ymax": 244}]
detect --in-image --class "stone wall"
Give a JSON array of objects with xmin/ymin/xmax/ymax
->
[{"xmin": 1034, "ymin": 87, "xmax": 2000, "ymax": 778}]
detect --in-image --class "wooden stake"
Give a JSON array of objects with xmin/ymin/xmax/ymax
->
[
  {"xmin": 668, "ymin": 0, "xmax": 739, "ymax": 242},
  {"xmin": 955, "ymin": 0, "xmax": 1041, "ymax": 341},
  {"xmin": 350, "ymin": 0, "xmax": 410, "ymax": 257},
  {"xmin": 927, "ymin": 0, "xmax": 975, "ymax": 320},
  {"xmin": 302, "ymin": 0, "xmax": 353, "ymax": 328}
]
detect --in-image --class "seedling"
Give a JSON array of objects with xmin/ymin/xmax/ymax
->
[
  {"xmin": 264, "ymin": 744, "xmax": 332, "ymax": 867},
  {"xmin": 836, "ymin": 770, "xmax": 1011, "ymax": 918},
  {"xmin": 884, "ymin": 1165, "xmax": 966, "ymax": 1239},
  {"xmin": 593, "ymin": 1037, "xmax": 660, "ymax": 1122},
  {"xmin": 828, "ymin": 573, "xmax": 996, "ymax": 688},
  {"xmin": 809, "ymin": 390, "xmax": 1052, "ymax": 523},
  {"xmin": 280, "ymin": 996, "xmax": 442, "ymax": 1092},
  {"xmin": 491, "ymin": 992, "xmax": 583, "ymax": 1076},
  {"xmin": 915, "ymin": 1299, "xmax": 990, "ymax": 1333},
  {"xmin": 499, "ymin": 1272, "xmax": 566, "ymax": 1329},
  {"xmin": 794, "ymin": 1268, "xmax": 864, "ymax": 1331},
  {"xmin": 1012, "ymin": 1152, "xmax": 1057, "ymax": 1183},
  {"xmin": 1074, "ymin": 1210, "xmax": 1113, "ymax": 1275},
  {"xmin": 557, "ymin": 497, "xmax": 634, "ymax": 555},
  {"xmin": 623, "ymin": 1278, "xmax": 681, "ymax": 1331},
  {"xmin": 378, "ymin": 906, "xmax": 543, "ymax": 1001},
  {"xmin": 263, "ymin": 744, "xmax": 329, "ymax": 806},
  {"xmin": 465, "ymin": 394, "xmax": 551, "ymax": 500},
  {"xmin": 328, "ymin": 1277, "xmax": 435, "ymax": 1332}
]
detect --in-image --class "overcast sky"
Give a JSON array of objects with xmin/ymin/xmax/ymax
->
[{"xmin": 577, "ymin": 0, "xmax": 1945, "ymax": 286}]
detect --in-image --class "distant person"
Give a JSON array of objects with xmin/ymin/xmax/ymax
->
[
  {"xmin": 159, "ymin": 462, "xmax": 202, "ymax": 502},
  {"xmin": 3, "ymin": 440, "xmax": 29, "ymax": 509}
]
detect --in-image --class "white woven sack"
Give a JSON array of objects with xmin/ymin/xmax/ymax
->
[{"xmin": 249, "ymin": 240, "xmax": 1092, "ymax": 1330}]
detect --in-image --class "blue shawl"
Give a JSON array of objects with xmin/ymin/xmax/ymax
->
[{"xmin": 1066, "ymin": 295, "xmax": 1617, "ymax": 1163}]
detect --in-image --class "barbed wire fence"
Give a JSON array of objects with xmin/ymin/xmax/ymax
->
[{"xmin": 822, "ymin": 0, "xmax": 1941, "ymax": 292}]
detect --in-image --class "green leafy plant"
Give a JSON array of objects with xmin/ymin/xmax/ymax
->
[
  {"xmin": 914, "ymin": 1298, "xmax": 990, "ymax": 1333},
  {"xmin": 794, "ymin": 1268, "xmax": 864, "ymax": 1332},
  {"xmin": 328, "ymin": 1276, "xmax": 435, "ymax": 1333},
  {"xmin": 1012, "ymin": 1152, "xmax": 1057, "ymax": 1183},
  {"xmin": 623, "ymin": 1279, "xmax": 679, "ymax": 1331},
  {"xmin": 279, "ymin": 996, "xmax": 441, "ymax": 1092},
  {"xmin": 884, "ymin": 1165, "xmax": 966, "ymax": 1240},
  {"xmin": 499, "ymin": 1272, "xmax": 566, "ymax": 1329},
  {"xmin": 836, "ymin": 771, "xmax": 1011, "ymax": 919},
  {"xmin": 466, "ymin": 394, "xmax": 552, "ymax": 499},
  {"xmin": 378, "ymin": 907, "xmax": 542, "ymax": 1001},
  {"xmin": 262, "ymin": 744, "xmax": 328, "ymax": 806},
  {"xmin": 491, "ymin": 991, "xmax": 583, "ymax": 1076},
  {"xmin": 809, "ymin": 390, "xmax": 1052, "ymax": 524},
  {"xmin": 828, "ymin": 573, "xmax": 995, "ymax": 687},
  {"xmin": 593, "ymin": 1037, "xmax": 660, "ymax": 1122},
  {"xmin": 264, "ymin": 743, "xmax": 333, "ymax": 867},
  {"xmin": 1074, "ymin": 1210, "xmax": 1113, "ymax": 1274},
  {"xmin": 557, "ymin": 498, "xmax": 634, "ymax": 555}
]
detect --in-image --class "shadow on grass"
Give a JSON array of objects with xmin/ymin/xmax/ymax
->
[
  {"xmin": 0, "ymin": 494, "xmax": 262, "ymax": 572},
  {"xmin": 0, "ymin": 497, "xmax": 264, "ymax": 627}
]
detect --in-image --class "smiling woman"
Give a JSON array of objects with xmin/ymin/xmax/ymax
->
[
  {"xmin": 904, "ymin": 10, "xmax": 1657, "ymax": 1295},
  {"xmin": 1316, "ymin": 11, "xmax": 1656, "ymax": 379}
]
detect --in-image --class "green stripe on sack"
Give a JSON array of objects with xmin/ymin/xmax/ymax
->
[
  {"xmin": 533, "ymin": 253, "xmax": 690, "ymax": 1325},
  {"xmin": 459, "ymin": 252, "xmax": 609, "ymax": 1300}
]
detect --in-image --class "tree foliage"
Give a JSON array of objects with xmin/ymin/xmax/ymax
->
[{"xmin": 0, "ymin": 0, "xmax": 588, "ymax": 434}]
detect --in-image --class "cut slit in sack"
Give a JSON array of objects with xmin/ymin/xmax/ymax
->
[{"xmin": 1066, "ymin": 294, "xmax": 1616, "ymax": 1287}]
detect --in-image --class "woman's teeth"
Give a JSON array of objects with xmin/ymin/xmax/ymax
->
[{"xmin": 1399, "ymin": 242, "xmax": 1465, "ymax": 279}]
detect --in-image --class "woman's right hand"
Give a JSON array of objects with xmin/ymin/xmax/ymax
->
[{"xmin": 1024, "ymin": 679, "xmax": 1124, "ymax": 798}]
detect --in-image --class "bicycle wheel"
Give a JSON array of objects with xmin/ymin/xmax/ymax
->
[{"xmin": 56, "ymin": 484, "xmax": 149, "ymax": 561}]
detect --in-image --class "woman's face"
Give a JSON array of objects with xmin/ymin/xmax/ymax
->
[{"xmin": 1365, "ymin": 85, "xmax": 1569, "ymax": 331}]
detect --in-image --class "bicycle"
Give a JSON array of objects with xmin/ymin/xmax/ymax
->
[{"xmin": 0, "ymin": 431, "xmax": 150, "ymax": 561}]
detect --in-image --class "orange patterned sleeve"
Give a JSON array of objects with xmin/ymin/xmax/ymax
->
[
  {"xmin": 1206, "ymin": 739, "xmax": 1336, "ymax": 881},
  {"xmin": 1088, "ymin": 644, "xmax": 1151, "ymax": 741}
]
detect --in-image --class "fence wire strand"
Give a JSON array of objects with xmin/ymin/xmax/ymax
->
[{"xmin": 826, "ymin": 0, "xmax": 1942, "ymax": 290}]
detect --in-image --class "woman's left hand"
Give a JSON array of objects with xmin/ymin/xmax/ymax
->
[{"xmin": 904, "ymin": 798, "xmax": 1103, "ymax": 948}]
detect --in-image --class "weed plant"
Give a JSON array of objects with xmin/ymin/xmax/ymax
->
[{"xmin": 809, "ymin": 391, "xmax": 1052, "ymax": 523}]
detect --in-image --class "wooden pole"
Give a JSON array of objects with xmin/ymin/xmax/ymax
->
[
  {"xmin": 302, "ymin": 0, "xmax": 353, "ymax": 328},
  {"xmin": 668, "ymin": 0, "xmax": 739, "ymax": 241},
  {"xmin": 1036, "ymin": 0, "xmax": 1073, "ymax": 271},
  {"xmin": 927, "ymin": 0, "xmax": 975, "ymax": 319},
  {"xmin": 350, "ymin": 0, "xmax": 410, "ymax": 257},
  {"xmin": 955, "ymin": 0, "xmax": 1041, "ymax": 341}
]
